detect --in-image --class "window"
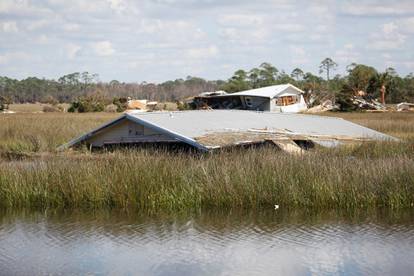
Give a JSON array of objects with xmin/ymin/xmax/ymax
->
[
  {"xmin": 276, "ymin": 96, "xmax": 298, "ymax": 106},
  {"xmin": 128, "ymin": 123, "xmax": 144, "ymax": 136}
]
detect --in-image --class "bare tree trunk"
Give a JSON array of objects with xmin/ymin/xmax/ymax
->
[{"xmin": 381, "ymin": 85, "xmax": 386, "ymax": 104}]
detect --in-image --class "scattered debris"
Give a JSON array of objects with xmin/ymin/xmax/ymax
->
[
  {"xmin": 397, "ymin": 102, "xmax": 414, "ymax": 112},
  {"xmin": 352, "ymin": 97, "xmax": 386, "ymax": 111},
  {"xmin": 268, "ymin": 139, "xmax": 303, "ymax": 154},
  {"xmin": 198, "ymin": 91, "xmax": 228, "ymax": 97},
  {"xmin": 126, "ymin": 98, "xmax": 158, "ymax": 112},
  {"xmin": 0, "ymin": 110, "xmax": 16, "ymax": 114},
  {"xmin": 306, "ymin": 100, "xmax": 338, "ymax": 113}
]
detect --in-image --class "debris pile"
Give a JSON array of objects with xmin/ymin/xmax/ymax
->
[
  {"xmin": 397, "ymin": 102, "xmax": 414, "ymax": 112},
  {"xmin": 306, "ymin": 100, "xmax": 338, "ymax": 113},
  {"xmin": 126, "ymin": 98, "xmax": 158, "ymax": 112},
  {"xmin": 198, "ymin": 91, "xmax": 228, "ymax": 97},
  {"xmin": 192, "ymin": 95, "xmax": 243, "ymax": 110},
  {"xmin": 352, "ymin": 97, "xmax": 386, "ymax": 111}
]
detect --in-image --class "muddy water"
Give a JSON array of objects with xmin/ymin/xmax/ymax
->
[{"xmin": 0, "ymin": 209, "xmax": 413, "ymax": 276}]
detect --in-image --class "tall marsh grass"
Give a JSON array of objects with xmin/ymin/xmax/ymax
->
[
  {"xmin": 0, "ymin": 145, "xmax": 413, "ymax": 210},
  {"xmin": 0, "ymin": 112, "xmax": 413, "ymax": 210}
]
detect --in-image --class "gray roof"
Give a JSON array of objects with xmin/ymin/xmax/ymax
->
[
  {"xmin": 60, "ymin": 110, "xmax": 396, "ymax": 151},
  {"xmin": 128, "ymin": 110, "xmax": 392, "ymax": 140},
  {"xmin": 228, "ymin": 83, "xmax": 303, "ymax": 98}
]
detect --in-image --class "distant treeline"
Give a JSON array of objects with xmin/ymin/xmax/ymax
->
[
  {"xmin": 0, "ymin": 73, "xmax": 222, "ymax": 104},
  {"xmin": 1, "ymin": 59, "xmax": 414, "ymax": 104}
]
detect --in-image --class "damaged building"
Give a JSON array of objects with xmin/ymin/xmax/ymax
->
[
  {"xmin": 192, "ymin": 84, "xmax": 308, "ymax": 113},
  {"xmin": 60, "ymin": 110, "xmax": 396, "ymax": 153}
]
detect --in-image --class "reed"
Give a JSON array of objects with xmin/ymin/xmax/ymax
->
[{"xmin": 0, "ymin": 112, "xmax": 413, "ymax": 211}]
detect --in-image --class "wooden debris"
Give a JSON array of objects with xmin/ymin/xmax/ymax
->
[
  {"xmin": 195, "ymin": 129, "xmax": 371, "ymax": 152},
  {"xmin": 397, "ymin": 102, "xmax": 414, "ymax": 112},
  {"xmin": 267, "ymin": 139, "xmax": 303, "ymax": 154}
]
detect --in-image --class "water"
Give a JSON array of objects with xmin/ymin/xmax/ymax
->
[{"xmin": 1, "ymin": 209, "xmax": 414, "ymax": 276}]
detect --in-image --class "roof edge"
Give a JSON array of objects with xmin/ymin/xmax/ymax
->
[
  {"xmin": 57, "ymin": 114, "xmax": 128, "ymax": 151},
  {"xmin": 286, "ymin": 83, "xmax": 305, "ymax": 94},
  {"xmin": 224, "ymin": 83, "xmax": 304, "ymax": 98},
  {"xmin": 125, "ymin": 113, "xmax": 209, "ymax": 151}
]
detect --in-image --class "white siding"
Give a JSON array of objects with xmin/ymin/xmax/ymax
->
[{"xmin": 271, "ymin": 88, "xmax": 307, "ymax": 113}]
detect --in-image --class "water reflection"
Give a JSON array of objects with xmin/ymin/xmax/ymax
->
[{"xmin": 0, "ymin": 209, "xmax": 413, "ymax": 275}]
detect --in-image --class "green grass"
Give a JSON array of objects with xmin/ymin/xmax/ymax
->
[{"xmin": 0, "ymin": 112, "xmax": 413, "ymax": 211}]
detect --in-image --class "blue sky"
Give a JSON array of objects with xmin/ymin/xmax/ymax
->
[{"xmin": 1, "ymin": 0, "xmax": 413, "ymax": 82}]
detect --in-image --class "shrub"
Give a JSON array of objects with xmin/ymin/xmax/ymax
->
[
  {"xmin": 112, "ymin": 97, "xmax": 128, "ymax": 112},
  {"xmin": 104, "ymin": 104, "xmax": 118, "ymax": 113},
  {"xmin": 69, "ymin": 93, "xmax": 108, "ymax": 113}
]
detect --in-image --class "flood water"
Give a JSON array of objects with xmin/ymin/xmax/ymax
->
[{"xmin": 1, "ymin": 209, "xmax": 414, "ymax": 276}]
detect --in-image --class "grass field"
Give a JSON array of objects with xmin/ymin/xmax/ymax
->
[
  {"xmin": 0, "ymin": 112, "xmax": 413, "ymax": 211},
  {"xmin": 8, "ymin": 103, "xmax": 71, "ymax": 113}
]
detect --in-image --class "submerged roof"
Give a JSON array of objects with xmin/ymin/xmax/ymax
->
[
  {"xmin": 61, "ymin": 110, "xmax": 396, "ymax": 151},
  {"xmin": 228, "ymin": 83, "xmax": 304, "ymax": 98}
]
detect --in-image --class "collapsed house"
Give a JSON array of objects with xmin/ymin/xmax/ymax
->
[
  {"xmin": 60, "ymin": 110, "xmax": 396, "ymax": 153},
  {"xmin": 192, "ymin": 84, "xmax": 308, "ymax": 113}
]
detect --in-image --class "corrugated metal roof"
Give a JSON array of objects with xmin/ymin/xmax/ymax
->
[
  {"xmin": 127, "ymin": 110, "xmax": 393, "ymax": 141},
  {"xmin": 61, "ymin": 110, "xmax": 396, "ymax": 150},
  {"xmin": 228, "ymin": 83, "xmax": 304, "ymax": 98}
]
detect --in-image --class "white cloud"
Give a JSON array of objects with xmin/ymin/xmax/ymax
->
[
  {"xmin": 63, "ymin": 23, "xmax": 81, "ymax": 32},
  {"xmin": 382, "ymin": 53, "xmax": 392, "ymax": 60},
  {"xmin": 274, "ymin": 23, "xmax": 304, "ymax": 32},
  {"xmin": 344, "ymin": 43, "xmax": 354, "ymax": 50},
  {"xmin": 395, "ymin": 17, "xmax": 414, "ymax": 34},
  {"xmin": 66, "ymin": 44, "xmax": 82, "ymax": 59},
  {"xmin": 0, "ymin": 0, "xmax": 413, "ymax": 81},
  {"xmin": 106, "ymin": 0, "xmax": 126, "ymax": 13},
  {"xmin": 187, "ymin": 45, "xmax": 219, "ymax": 59},
  {"xmin": 218, "ymin": 14, "xmax": 264, "ymax": 27},
  {"xmin": 382, "ymin": 22, "xmax": 397, "ymax": 35},
  {"xmin": 341, "ymin": 1, "xmax": 414, "ymax": 16},
  {"xmin": 290, "ymin": 46, "xmax": 309, "ymax": 64},
  {"xmin": 219, "ymin": 26, "xmax": 269, "ymax": 44},
  {"xmin": 36, "ymin": 34, "xmax": 50, "ymax": 44},
  {"xmin": 0, "ymin": 52, "xmax": 31, "ymax": 64},
  {"xmin": 26, "ymin": 19, "xmax": 49, "ymax": 31},
  {"xmin": 367, "ymin": 22, "xmax": 406, "ymax": 50},
  {"xmin": 137, "ymin": 19, "xmax": 207, "ymax": 45},
  {"xmin": 402, "ymin": 61, "xmax": 414, "ymax": 70},
  {"xmin": 1, "ymin": 21, "xmax": 18, "ymax": 33},
  {"xmin": 335, "ymin": 44, "xmax": 360, "ymax": 64},
  {"xmin": 92, "ymin": 41, "xmax": 115, "ymax": 56}
]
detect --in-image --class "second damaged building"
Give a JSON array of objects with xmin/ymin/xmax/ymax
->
[
  {"xmin": 61, "ymin": 110, "xmax": 396, "ymax": 152},
  {"xmin": 193, "ymin": 84, "xmax": 308, "ymax": 113}
]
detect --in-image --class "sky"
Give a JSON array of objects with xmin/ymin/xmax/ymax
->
[{"xmin": 0, "ymin": 0, "xmax": 414, "ymax": 83}]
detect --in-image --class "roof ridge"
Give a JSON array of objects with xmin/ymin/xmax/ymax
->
[{"xmin": 127, "ymin": 109, "xmax": 268, "ymax": 115}]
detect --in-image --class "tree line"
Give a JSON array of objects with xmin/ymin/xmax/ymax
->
[
  {"xmin": 221, "ymin": 59, "xmax": 414, "ymax": 106},
  {"xmin": 1, "ymin": 59, "xmax": 413, "ymax": 108},
  {"xmin": 0, "ymin": 73, "xmax": 222, "ymax": 105}
]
